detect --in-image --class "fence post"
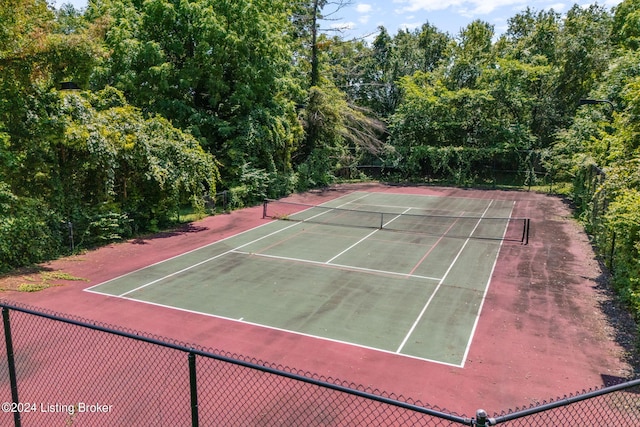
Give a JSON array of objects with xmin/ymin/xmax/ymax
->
[
  {"xmin": 474, "ymin": 409, "xmax": 493, "ymax": 426},
  {"xmin": 189, "ymin": 352, "xmax": 199, "ymax": 427},
  {"xmin": 609, "ymin": 231, "xmax": 616, "ymax": 270},
  {"xmin": 2, "ymin": 307, "xmax": 21, "ymax": 427}
]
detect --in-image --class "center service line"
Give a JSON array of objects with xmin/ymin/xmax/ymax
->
[{"xmin": 325, "ymin": 207, "xmax": 412, "ymax": 264}]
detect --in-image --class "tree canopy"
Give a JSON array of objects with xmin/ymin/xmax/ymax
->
[{"xmin": 2, "ymin": 0, "xmax": 640, "ymax": 319}]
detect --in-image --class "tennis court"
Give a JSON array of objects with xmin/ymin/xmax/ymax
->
[{"xmin": 87, "ymin": 191, "xmax": 527, "ymax": 367}]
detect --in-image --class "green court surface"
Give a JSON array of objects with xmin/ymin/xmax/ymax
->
[{"xmin": 87, "ymin": 191, "xmax": 522, "ymax": 367}]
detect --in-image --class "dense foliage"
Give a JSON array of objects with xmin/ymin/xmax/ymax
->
[{"xmin": 1, "ymin": 0, "xmax": 639, "ymax": 320}]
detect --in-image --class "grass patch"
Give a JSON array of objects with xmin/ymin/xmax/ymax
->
[
  {"xmin": 16, "ymin": 271, "xmax": 88, "ymax": 293},
  {"xmin": 41, "ymin": 271, "xmax": 86, "ymax": 282},
  {"xmin": 17, "ymin": 282, "xmax": 55, "ymax": 292},
  {"xmin": 174, "ymin": 205, "xmax": 209, "ymax": 224}
]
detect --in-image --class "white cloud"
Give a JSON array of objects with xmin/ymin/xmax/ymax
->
[
  {"xmin": 356, "ymin": 3, "xmax": 373, "ymax": 13},
  {"xmin": 393, "ymin": 0, "xmax": 534, "ymax": 15},
  {"xmin": 545, "ymin": 2, "xmax": 568, "ymax": 13},
  {"xmin": 394, "ymin": 0, "xmax": 465, "ymax": 13},
  {"xmin": 399, "ymin": 21, "xmax": 423, "ymax": 31},
  {"xmin": 477, "ymin": 0, "xmax": 535, "ymax": 15}
]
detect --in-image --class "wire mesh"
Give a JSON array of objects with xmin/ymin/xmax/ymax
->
[
  {"xmin": 1, "ymin": 307, "xmax": 190, "ymax": 426},
  {"xmin": 1, "ymin": 301, "xmax": 637, "ymax": 426},
  {"xmin": 194, "ymin": 356, "xmax": 468, "ymax": 426},
  {"xmin": 492, "ymin": 381, "xmax": 640, "ymax": 426}
]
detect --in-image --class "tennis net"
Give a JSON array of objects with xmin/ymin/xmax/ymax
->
[{"xmin": 263, "ymin": 199, "xmax": 530, "ymax": 244}]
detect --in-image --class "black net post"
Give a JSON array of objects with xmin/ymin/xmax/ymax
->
[
  {"xmin": 189, "ymin": 352, "xmax": 199, "ymax": 427},
  {"xmin": 2, "ymin": 307, "xmax": 21, "ymax": 427}
]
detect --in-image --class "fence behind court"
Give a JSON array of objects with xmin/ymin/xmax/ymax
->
[{"xmin": 1, "ymin": 301, "xmax": 638, "ymax": 426}]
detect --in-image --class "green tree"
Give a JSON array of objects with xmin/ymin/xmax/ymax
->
[
  {"xmin": 355, "ymin": 25, "xmax": 451, "ymax": 118},
  {"xmin": 612, "ymin": 0, "xmax": 640, "ymax": 50},
  {"xmin": 445, "ymin": 20, "xmax": 495, "ymax": 90},
  {"xmin": 497, "ymin": 7, "xmax": 561, "ymax": 64},
  {"xmin": 92, "ymin": 0, "xmax": 302, "ymax": 190},
  {"xmin": 57, "ymin": 87, "xmax": 219, "ymax": 240},
  {"xmin": 556, "ymin": 4, "xmax": 613, "ymax": 112},
  {"xmin": 548, "ymin": 5, "xmax": 640, "ymax": 317}
]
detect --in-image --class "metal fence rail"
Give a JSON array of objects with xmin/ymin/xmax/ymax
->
[
  {"xmin": 490, "ymin": 378, "xmax": 640, "ymax": 426},
  {"xmin": 1, "ymin": 300, "xmax": 638, "ymax": 426},
  {"xmin": 0, "ymin": 301, "xmax": 469, "ymax": 426}
]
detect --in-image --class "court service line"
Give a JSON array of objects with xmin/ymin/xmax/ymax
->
[
  {"xmin": 85, "ymin": 219, "xmax": 278, "ymax": 292},
  {"xmin": 230, "ymin": 250, "xmax": 442, "ymax": 282},
  {"xmin": 348, "ymin": 202, "xmax": 483, "ymax": 216},
  {"xmin": 117, "ymin": 222, "xmax": 306, "ymax": 297},
  {"xmin": 87, "ymin": 191, "xmax": 364, "ymax": 293},
  {"xmin": 395, "ymin": 200, "xmax": 495, "ymax": 354},
  {"xmin": 114, "ymin": 193, "xmax": 373, "ymax": 298}
]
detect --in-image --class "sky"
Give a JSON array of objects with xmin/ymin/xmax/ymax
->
[
  {"xmin": 53, "ymin": 0, "xmax": 623, "ymax": 41},
  {"xmin": 335, "ymin": 0, "xmax": 623, "ymax": 40}
]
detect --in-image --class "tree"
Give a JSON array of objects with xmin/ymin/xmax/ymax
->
[
  {"xmin": 556, "ymin": 4, "xmax": 613, "ymax": 111},
  {"xmin": 612, "ymin": 0, "xmax": 640, "ymax": 50},
  {"xmin": 353, "ymin": 24, "xmax": 451, "ymax": 119},
  {"xmin": 1, "ymin": 0, "xmax": 101, "ymax": 198},
  {"xmin": 291, "ymin": 0, "xmax": 388, "ymax": 186},
  {"xmin": 497, "ymin": 7, "xmax": 561, "ymax": 64},
  {"xmin": 92, "ymin": 0, "xmax": 302, "ymax": 189},
  {"xmin": 445, "ymin": 20, "xmax": 495, "ymax": 90}
]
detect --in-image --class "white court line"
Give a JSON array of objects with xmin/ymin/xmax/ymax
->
[
  {"xmin": 324, "ymin": 207, "xmax": 412, "ymax": 264},
  {"xmin": 85, "ymin": 219, "xmax": 277, "ymax": 293},
  {"xmin": 326, "ymin": 229, "xmax": 380, "ymax": 264},
  {"xmin": 113, "ymin": 295, "xmax": 463, "ymax": 368},
  {"xmin": 458, "ymin": 200, "xmax": 515, "ymax": 368},
  {"xmin": 90, "ymin": 191, "xmax": 373, "ymax": 298},
  {"xmin": 118, "ymin": 221, "xmax": 305, "ymax": 297},
  {"xmin": 87, "ymin": 191, "xmax": 365, "ymax": 294},
  {"xmin": 231, "ymin": 250, "xmax": 442, "ymax": 282},
  {"xmin": 395, "ymin": 200, "xmax": 495, "ymax": 354}
]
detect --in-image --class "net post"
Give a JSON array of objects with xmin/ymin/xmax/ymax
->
[
  {"xmin": 380, "ymin": 212, "xmax": 384, "ymax": 229},
  {"xmin": 262, "ymin": 199, "xmax": 268, "ymax": 219},
  {"xmin": 524, "ymin": 219, "xmax": 530, "ymax": 245}
]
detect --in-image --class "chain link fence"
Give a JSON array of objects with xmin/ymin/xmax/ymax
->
[{"xmin": 1, "ymin": 301, "xmax": 638, "ymax": 426}]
